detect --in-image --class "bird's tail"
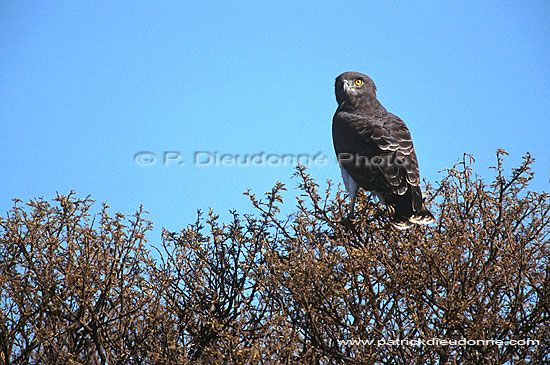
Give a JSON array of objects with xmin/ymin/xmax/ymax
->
[
  {"xmin": 383, "ymin": 188, "xmax": 436, "ymax": 230},
  {"xmin": 391, "ymin": 205, "xmax": 435, "ymax": 230},
  {"xmin": 409, "ymin": 205, "xmax": 436, "ymax": 225},
  {"xmin": 390, "ymin": 218, "xmax": 413, "ymax": 230}
]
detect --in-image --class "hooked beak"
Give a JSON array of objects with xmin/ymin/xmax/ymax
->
[{"xmin": 343, "ymin": 80, "xmax": 351, "ymax": 93}]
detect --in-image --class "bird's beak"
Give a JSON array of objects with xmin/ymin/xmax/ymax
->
[{"xmin": 343, "ymin": 80, "xmax": 351, "ymax": 93}]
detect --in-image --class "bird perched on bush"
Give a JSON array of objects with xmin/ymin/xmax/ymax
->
[{"xmin": 332, "ymin": 71, "xmax": 435, "ymax": 229}]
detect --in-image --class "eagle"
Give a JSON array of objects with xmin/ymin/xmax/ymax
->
[{"xmin": 332, "ymin": 71, "xmax": 435, "ymax": 229}]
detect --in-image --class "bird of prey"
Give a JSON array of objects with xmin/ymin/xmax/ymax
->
[{"xmin": 332, "ymin": 71, "xmax": 435, "ymax": 229}]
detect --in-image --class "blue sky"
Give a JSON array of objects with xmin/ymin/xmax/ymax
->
[{"xmin": 1, "ymin": 1, "xmax": 549, "ymax": 244}]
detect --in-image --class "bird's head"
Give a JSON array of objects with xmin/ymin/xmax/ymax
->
[{"xmin": 335, "ymin": 71, "xmax": 377, "ymax": 105}]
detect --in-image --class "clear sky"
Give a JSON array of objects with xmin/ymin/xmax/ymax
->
[{"xmin": 1, "ymin": 1, "xmax": 549, "ymax": 244}]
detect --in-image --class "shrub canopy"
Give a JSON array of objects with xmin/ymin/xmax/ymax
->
[{"xmin": 1, "ymin": 151, "xmax": 548, "ymax": 363}]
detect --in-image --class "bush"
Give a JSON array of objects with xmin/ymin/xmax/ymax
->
[{"xmin": 1, "ymin": 151, "xmax": 548, "ymax": 364}]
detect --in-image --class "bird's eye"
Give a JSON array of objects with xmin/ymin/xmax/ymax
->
[{"xmin": 354, "ymin": 79, "xmax": 363, "ymax": 86}]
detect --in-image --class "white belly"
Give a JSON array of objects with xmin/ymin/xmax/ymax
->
[
  {"xmin": 340, "ymin": 167, "xmax": 359, "ymax": 201},
  {"xmin": 340, "ymin": 167, "xmax": 386, "ymax": 205}
]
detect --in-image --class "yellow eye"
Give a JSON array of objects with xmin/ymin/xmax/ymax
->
[{"xmin": 354, "ymin": 79, "xmax": 363, "ymax": 86}]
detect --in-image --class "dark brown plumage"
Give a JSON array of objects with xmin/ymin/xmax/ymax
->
[{"xmin": 332, "ymin": 71, "xmax": 435, "ymax": 229}]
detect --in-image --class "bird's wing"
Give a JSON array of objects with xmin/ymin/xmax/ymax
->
[{"xmin": 332, "ymin": 111, "xmax": 421, "ymax": 197}]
